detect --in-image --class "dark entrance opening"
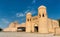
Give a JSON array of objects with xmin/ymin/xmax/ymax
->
[
  {"xmin": 34, "ymin": 26, "xmax": 38, "ymax": 32},
  {"xmin": 17, "ymin": 27, "xmax": 25, "ymax": 32}
]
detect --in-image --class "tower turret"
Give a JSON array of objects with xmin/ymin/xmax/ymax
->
[
  {"xmin": 38, "ymin": 5, "xmax": 47, "ymax": 18},
  {"xmin": 26, "ymin": 12, "xmax": 32, "ymax": 32},
  {"xmin": 38, "ymin": 5, "xmax": 49, "ymax": 33}
]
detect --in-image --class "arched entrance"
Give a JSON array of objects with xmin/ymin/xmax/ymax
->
[{"xmin": 34, "ymin": 24, "xmax": 38, "ymax": 32}]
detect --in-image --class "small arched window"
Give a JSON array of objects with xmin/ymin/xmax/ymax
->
[
  {"xmin": 27, "ymin": 19, "xmax": 31, "ymax": 21},
  {"xmin": 30, "ymin": 19, "xmax": 31, "ymax": 21},
  {"xmin": 39, "ymin": 14, "xmax": 41, "ymax": 18},
  {"xmin": 27, "ymin": 19, "xmax": 29, "ymax": 21},
  {"xmin": 42, "ymin": 14, "xmax": 44, "ymax": 17}
]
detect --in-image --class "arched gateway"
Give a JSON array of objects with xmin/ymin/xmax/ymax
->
[{"xmin": 3, "ymin": 5, "xmax": 59, "ymax": 34}]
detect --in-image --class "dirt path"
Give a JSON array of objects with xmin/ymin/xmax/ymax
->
[{"xmin": 0, "ymin": 32, "xmax": 59, "ymax": 37}]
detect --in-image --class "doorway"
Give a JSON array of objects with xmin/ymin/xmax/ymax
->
[{"xmin": 34, "ymin": 26, "xmax": 38, "ymax": 32}]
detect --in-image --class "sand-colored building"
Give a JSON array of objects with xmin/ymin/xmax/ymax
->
[{"xmin": 3, "ymin": 5, "xmax": 60, "ymax": 34}]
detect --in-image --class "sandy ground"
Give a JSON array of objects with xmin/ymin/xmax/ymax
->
[{"xmin": 0, "ymin": 32, "xmax": 60, "ymax": 37}]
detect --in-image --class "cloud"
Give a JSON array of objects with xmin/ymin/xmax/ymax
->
[
  {"xmin": 0, "ymin": 18, "xmax": 10, "ymax": 28},
  {"xmin": 25, "ymin": 9, "xmax": 36, "ymax": 15},
  {"xmin": 16, "ymin": 8, "xmax": 36, "ymax": 17},
  {"xmin": 16, "ymin": 9, "xmax": 33, "ymax": 17},
  {"xmin": 32, "ymin": 0, "xmax": 36, "ymax": 4},
  {"xmin": 16, "ymin": 13, "xmax": 25, "ymax": 17},
  {"xmin": 1, "ymin": 18, "xmax": 10, "ymax": 24},
  {"xmin": 30, "ymin": 10, "xmax": 36, "ymax": 15},
  {"xmin": 25, "ymin": 9, "xmax": 30, "ymax": 14}
]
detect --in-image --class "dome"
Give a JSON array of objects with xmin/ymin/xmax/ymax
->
[{"xmin": 38, "ymin": 5, "xmax": 46, "ymax": 9}]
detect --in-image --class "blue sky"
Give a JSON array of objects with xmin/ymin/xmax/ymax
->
[{"xmin": 0, "ymin": 0, "xmax": 60, "ymax": 29}]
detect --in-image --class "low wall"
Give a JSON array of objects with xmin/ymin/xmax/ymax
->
[{"xmin": 54, "ymin": 27, "xmax": 60, "ymax": 35}]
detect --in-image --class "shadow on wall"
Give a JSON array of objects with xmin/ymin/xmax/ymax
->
[
  {"xmin": 58, "ymin": 19, "xmax": 60, "ymax": 27},
  {"xmin": 17, "ymin": 27, "xmax": 26, "ymax": 32}
]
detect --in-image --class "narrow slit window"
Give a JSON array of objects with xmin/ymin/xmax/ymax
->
[
  {"xmin": 30, "ymin": 19, "xmax": 31, "ymax": 21},
  {"xmin": 39, "ymin": 14, "xmax": 41, "ymax": 18},
  {"xmin": 42, "ymin": 14, "xmax": 44, "ymax": 17},
  {"xmin": 27, "ymin": 19, "xmax": 29, "ymax": 21}
]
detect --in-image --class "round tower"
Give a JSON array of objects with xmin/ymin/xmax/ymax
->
[
  {"xmin": 38, "ymin": 5, "xmax": 47, "ymax": 18},
  {"xmin": 26, "ymin": 12, "xmax": 32, "ymax": 32},
  {"xmin": 38, "ymin": 5, "xmax": 49, "ymax": 33}
]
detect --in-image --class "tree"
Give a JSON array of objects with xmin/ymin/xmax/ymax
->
[{"xmin": 0, "ymin": 28, "xmax": 3, "ymax": 31}]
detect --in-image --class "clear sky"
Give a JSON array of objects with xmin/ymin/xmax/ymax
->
[{"xmin": 0, "ymin": 0, "xmax": 60, "ymax": 29}]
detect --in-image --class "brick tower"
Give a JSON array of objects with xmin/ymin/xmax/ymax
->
[
  {"xmin": 26, "ymin": 12, "xmax": 32, "ymax": 32},
  {"xmin": 38, "ymin": 5, "xmax": 49, "ymax": 33}
]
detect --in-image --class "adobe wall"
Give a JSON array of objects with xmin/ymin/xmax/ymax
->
[{"xmin": 48, "ymin": 19, "xmax": 54, "ymax": 33}]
